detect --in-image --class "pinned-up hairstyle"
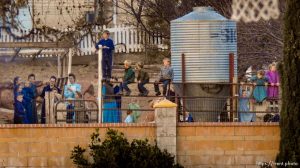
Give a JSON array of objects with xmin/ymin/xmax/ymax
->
[
  {"xmin": 257, "ymin": 70, "xmax": 265, "ymax": 76},
  {"xmin": 268, "ymin": 62, "xmax": 277, "ymax": 70}
]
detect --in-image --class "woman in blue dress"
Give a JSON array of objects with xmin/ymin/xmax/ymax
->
[
  {"xmin": 239, "ymin": 86, "xmax": 255, "ymax": 122},
  {"xmin": 22, "ymin": 81, "xmax": 35, "ymax": 123},
  {"xmin": 113, "ymin": 84, "xmax": 122, "ymax": 122},
  {"xmin": 102, "ymin": 81, "xmax": 120, "ymax": 123},
  {"xmin": 13, "ymin": 77, "xmax": 21, "ymax": 101},
  {"xmin": 13, "ymin": 77, "xmax": 22, "ymax": 123}
]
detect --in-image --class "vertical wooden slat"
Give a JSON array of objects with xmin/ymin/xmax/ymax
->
[
  {"xmin": 67, "ymin": 48, "xmax": 73, "ymax": 75},
  {"xmin": 45, "ymin": 92, "xmax": 50, "ymax": 124},
  {"xmin": 57, "ymin": 55, "xmax": 62, "ymax": 78}
]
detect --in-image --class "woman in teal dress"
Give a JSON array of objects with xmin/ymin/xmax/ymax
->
[
  {"xmin": 250, "ymin": 70, "xmax": 269, "ymax": 104},
  {"xmin": 102, "ymin": 81, "xmax": 120, "ymax": 123}
]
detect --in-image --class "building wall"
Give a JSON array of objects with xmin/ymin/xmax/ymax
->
[
  {"xmin": 177, "ymin": 123, "xmax": 280, "ymax": 168},
  {"xmin": 0, "ymin": 123, "xmax": 156, "ymax": 167},
  {"xmin": 0, "ymin": 123, "xmax": 279, "ymax": 167},
  {"xmin": 32, "ymin": 0, "xmax": 95, "ymax": 29}
]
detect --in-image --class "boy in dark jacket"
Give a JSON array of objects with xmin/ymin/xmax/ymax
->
[
  {"xmin": 119, "ymin": 60, "xmax": 135, "ymax": 96},
  {"xmin": 95, "ymin": 30, "xmax": 115, "ymax": 79},
  {"xmin": 136, "ymin": 62, "xmax": 149, "ymax": 96}
]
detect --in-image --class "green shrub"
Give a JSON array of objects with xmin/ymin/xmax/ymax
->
[{"xmin": 71, "ymin": 128, "xmax": 183, "ymax": 168}]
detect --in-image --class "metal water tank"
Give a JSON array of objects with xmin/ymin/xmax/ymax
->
[
  {"xmin": 171, "ymin": 7, "xmax": 237, "ymax": 122},
  {"xmin": 171, "ymin": 6, "xmax": 237, "ymax": 82}
]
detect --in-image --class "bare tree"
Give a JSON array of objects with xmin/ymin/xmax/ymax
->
[
  {"xmin": 117, "ymin": 0, "xmax": 284, "ymax": 77},
  {"xmin": 0, "ymin": 0, "xmax": 113, "ymax": 55}
]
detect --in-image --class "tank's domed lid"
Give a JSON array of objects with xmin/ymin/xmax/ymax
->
[{"xmin": 171, "ymin": 6, "xmax": 227, "ymax": 22}]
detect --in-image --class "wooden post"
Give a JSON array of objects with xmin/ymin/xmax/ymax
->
[
  {"xmin": 45, "ymin": 92, "xmax": 50, "ymax": 124},
  {"xmin": 98, "ymin": 45, "xmax": 103, "ymax": 123},
  {"xmin": 62, "ymin": 56, "xmax": 66, "ymax": 77},
  {"xmin": 57, "ymin": 55, "xmax": 62, "ymax": 78},
  {"xmin": 49, "ymin": 92, "xmax": 55, "ymax": 124},
  {"xmin": 45, "ymin": 92, "xmax": 55, "ymax": 124},
  {"xmin": 67, "ymin": 48, "xmax": 73, "ymax": 75}
]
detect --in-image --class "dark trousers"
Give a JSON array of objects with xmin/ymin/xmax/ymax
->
[
  {"xmin": 120, "ymin": 81, "xmax": 131, "ymax": 92},
  {"xmin": 66, "ymin": 104, "xmax": 75, "ymax": 123},
  {"xmin": 41, "ymin": 101, "xmax": 46, "ymax": 124},
  {"xmin": 14, "ymin": 116, "xmax": 24, "ymax": 124},
  {"xmin": 138, "ymin": 80, "xmax": 149, "ymax": 94},
  {"xmin": 154, "ymin": 79, "xmax": 171, "ymax": 95},
  {"xmin": 102, "ymin": 57, "xmax": 113, "ymax": 79},
  {"xmin": 31, "ymin": 99, "xmax": 38, "ymax": 124}
]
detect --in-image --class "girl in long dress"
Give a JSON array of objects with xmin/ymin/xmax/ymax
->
[
  {"xmin": 266, "ymin": 63, "xmax": 280, "ymax": 111},
  {"xmin": 102, "ymin": 81, "xmax": 120, "ymax": 123},
  {"xmin": 239, "ymin": 84, "xmax": 255, "ymax": 122},
  {"xmin": 250, "ymin": 70, "xmax": 269, "ymax": 104},
  {"xmin": 13, "ymin": 77, "xmax": 21, "ymax": 122}
]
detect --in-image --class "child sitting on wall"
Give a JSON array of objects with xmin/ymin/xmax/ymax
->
[
  {"xmin": 124, "ymin": 109, "xmax": 133, "ymax": 123},
  {"xmin": 154, "ymin": 58, "xmax": 174, "ymax": 96},
  {"xmin": 119, "ymin": 60, "xmax": 135, "ymax": 96},
  {"xmin": 136, "ymin": 62, "xmax": 150, "ymax": 96}
]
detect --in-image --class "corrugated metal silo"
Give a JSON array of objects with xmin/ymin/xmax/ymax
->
[
  {"xmin": 171, "ymin": 7, "xmax": 237, "ymax": 122},
  {"xmin": 171, "ymin": 6, "xmax": 237, "ymax": 82}
]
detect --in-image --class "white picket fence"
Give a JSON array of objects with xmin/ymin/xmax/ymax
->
[{"xmin": 0, "ymin": 25, "xmax": 168, "ymax": 58}]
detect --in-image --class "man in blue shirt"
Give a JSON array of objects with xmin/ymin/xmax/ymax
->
[
  {"xmin": 95, "ymin": 30, "xmax": 115, "ymax": 80},
  {"xmin": 64, "ymin": 73, "xmax": 81, "ymax": 123}
]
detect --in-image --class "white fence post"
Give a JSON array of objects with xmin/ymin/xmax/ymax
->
[{"xmin": 98, "ymin": 45, "xmax": 103, "ymax": 123}]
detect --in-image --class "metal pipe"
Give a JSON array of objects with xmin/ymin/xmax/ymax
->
[
  {"xmin": 229, "ymin": 53, "xmax": 234, "ymax": 122},
  {"xmin": 181, "ymin": 53, "xmax": 186, "ymax": 121}
]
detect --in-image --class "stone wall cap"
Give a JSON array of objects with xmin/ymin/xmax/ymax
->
[{"xmin": 153, "ymin": 99, "xmax": 177, "ymax": 108}]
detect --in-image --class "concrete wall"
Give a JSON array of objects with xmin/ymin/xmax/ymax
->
[
  {"xmin": 0, "ymin": 122, "xmax": 279, "ymax": 168},
  {"xmin": 177, "ymin": 122, "xmax": 280, "ymax": 168},
  {"xmin": 0, "ymin": 123, "xmax": 156, "ymax": 167}
]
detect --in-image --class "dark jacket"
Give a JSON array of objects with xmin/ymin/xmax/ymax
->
[
  {"xmin": 95, "ymin": 38, "xmax": 115, "ymax": 60},
  {"xmin": 123, "ymin": 67, "xmax": 135, "ymax": 83},
  {"xmin": 137, "ymin": 69, "xmax": 149, "ymax": 82}
]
